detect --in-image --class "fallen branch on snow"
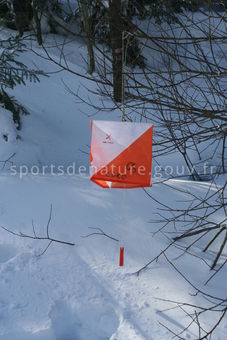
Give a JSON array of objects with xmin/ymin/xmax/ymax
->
[{"xmin": 0, "ymin": 204, "xmax": 75, "ymax": 256}]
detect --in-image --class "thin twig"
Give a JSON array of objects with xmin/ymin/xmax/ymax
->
[
  {"xmin": 0, "ymin": 152, "xmax": 16, "ymax": 170},
  {"xmin": 81, "ymin": 227, "xmax": 119, "ymax": 242}
]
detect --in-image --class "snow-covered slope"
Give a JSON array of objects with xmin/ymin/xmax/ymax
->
[{"xmin": 0, "ymin": 175, "xmax": 226, "ymax": 340}]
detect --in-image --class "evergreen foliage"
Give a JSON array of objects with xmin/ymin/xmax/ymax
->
[{"xmin": 0, "ymin": 37, "xmax": 45, "ymax": 130}]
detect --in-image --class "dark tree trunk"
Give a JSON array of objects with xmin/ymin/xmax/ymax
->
[
  {"xmin": 79, "ymin": 0, "xmax": 95, "ymax": 74},
  {"xmin": 33, "ymin": 0, "xmax": 43, "ymax": 45},
  {"xmin": 13, "ymin": 0, "xmax": 33, "ymax": 37},
  {"xmin": 109, "ymin": 0, "xmax": 123, "ymax": 103}
]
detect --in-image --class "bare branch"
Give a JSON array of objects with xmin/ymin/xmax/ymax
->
[
  {"xmin": 0, "ymin": 206, "xmax": 75, "ymax": 256},
  {"xmin": 81, "ymin": 227, "xmax": 119, "ymax": 242}
]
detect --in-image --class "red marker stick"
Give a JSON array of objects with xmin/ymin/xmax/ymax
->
[{"xmin": 119, "ymin": 247, "xmax": 124, "ymax": 266}]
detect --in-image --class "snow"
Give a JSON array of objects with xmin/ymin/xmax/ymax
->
[
  {"xmin": 0, "ymin": 107, "xmax": 17, "ymax": 143},
  {"xmin": 0, "ymin": 15, "xmax": 226, "ymax": 340},
  {"xmin": 0, "ymin": 107, "xmax": 17, "ymax": 167},
  {"xmin": 0, "ymin": 174, "xmax": 226, "ymax": 339}
]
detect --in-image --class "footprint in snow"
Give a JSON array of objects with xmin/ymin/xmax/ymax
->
[{"xmin": 49, "ymin": 299, "xmax": 119, "ymax": 340}]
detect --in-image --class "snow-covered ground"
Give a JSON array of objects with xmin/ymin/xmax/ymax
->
[
  {"xmin": 0, "ymin": 174, "xmax": 226, "ymax": 340},
  {"xmin": 0, "ymin": 27, "xmax": 226, "ymax": 339}
]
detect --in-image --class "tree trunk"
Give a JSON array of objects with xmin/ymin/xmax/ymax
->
[
  {"xmin": 13, "ymin": 0, "xmax": 33, "ymax": 37},
  {"xmin": 79, "ymin": 0, "xmax": 95, "ymax": 74},
  {"xmin": 33, "ymin": 6, "xmax": 43, "ymax": 46},
  {"xmin": 109, "ymin": 0, "xmax": 123, "ymax": 103}
]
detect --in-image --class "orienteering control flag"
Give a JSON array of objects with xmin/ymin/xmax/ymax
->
[{"xmin": 90, "ymin": 120, "xmax": 153, "ymax": 189}]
